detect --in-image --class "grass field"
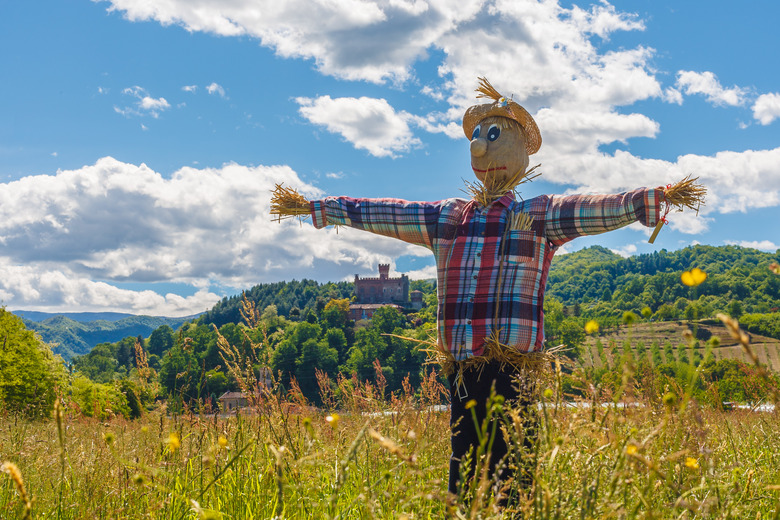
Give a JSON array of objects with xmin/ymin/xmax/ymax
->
[
  {"xmin": 582, "ymin": 321, "xmax": 780, "ymax": 371},
  {"xmin": 2, "ymin": 367, "xmax": 780, "ymax": 519}
]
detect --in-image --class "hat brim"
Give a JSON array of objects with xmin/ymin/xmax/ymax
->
[{"xmin": 463, "ymin": 101, "xmax": 541, "ymax": 155}]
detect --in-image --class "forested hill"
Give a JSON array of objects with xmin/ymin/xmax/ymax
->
[
  {"xmin": 21, "ymin": 244, "xmax": 780, "ymax": 360},
  {"xmin": 199, "ymin": 279, "xmax": 356, "ymax": 328},
  {"xmin": 23, "ymin": 315, "xmax": 191, "ymax": 361},
  {"xmin": 198, "ymin": 244, "xmax": 779, "ymax": 332},
  {"xmin": 546, "ymin": 244, "xmax": 780, "ymax": 317}
]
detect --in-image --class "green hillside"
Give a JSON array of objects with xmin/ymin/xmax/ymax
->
[
  {"xmin": 24, "ymin": 315, "xmax": 191, "ymax": 360},
  {"xmin": 547, "ymin": 244, "xmax": 780, "ymax": 323},
  {"xmin": 25, "ymin": 244, "xmax": 780, "ymax": 361}
]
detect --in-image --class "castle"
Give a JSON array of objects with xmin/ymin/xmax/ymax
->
[
  {"xmin": 354, "ymin": 264, "xmax": 409, "ymax": 304},
  {"xmin": 349, "ymin": 264, "xmax": 422, "ymax": 321}
]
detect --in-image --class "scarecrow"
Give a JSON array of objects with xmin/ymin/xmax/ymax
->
[{"xmin": 271, "ymin": 77, "xmax": 705, "ymax": 506}]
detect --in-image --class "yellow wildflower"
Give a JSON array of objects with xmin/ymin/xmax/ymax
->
[
  {"xmin": 584, "ymin": 320, "xmax": 599, "ymax": 334},
  {"xmin": 167, "ymin": 432, "xmax": 181, "ymax": 451},
  {"xmin": 218, "ymin": 436, "xmax": 228, "ymax": 449},
  {"xmin": 681, "ymin": 268, "xmax": 707, "ymax": 286},
  {"xmin": 685, "ymin": 457, "xmax": 699, "ymax": 469},
  {"xmin": 626, "ymin": 444, "xmax": 638, "ymax": 456},
  {"xmin": 325, "ymin": 413, "xmax": 340, "ymax": 427},
  {"xmin": 464, "ymin": 399, "xmax": 477, "ymax": 410}
]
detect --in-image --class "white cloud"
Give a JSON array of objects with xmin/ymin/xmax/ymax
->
[
  {"xmin": 182, "ymin": 85, "xmax": 198, "ymax": 93},
  {"xmin": 752, "ymin": 92, "xmax": 780, "ymax": 125},
  {"xmin": 0, "ymin": 157, "xmax": 427, "ymax": 315},
  {"xmin": 675, "ymin": 71, "xmax": 748, "ymax": 107},
  {"xmin": 403, "ymin": 263, "xmax": 437, "ymax": 280},
  {"xmin": 530, "ymin": 143, "xmax": 780, "ymax": 235},
  {"xmin": 610, "ymin": 243, "xmax": 637, "ymax": 257},
  {"xmin": 724, "ymin": 240, "xmax": 779, "ymax": 252},
  {"xmin": 103, "ymin": 0, "xmax": 484, "ymax": 84},
  {"xmin": 296, "ymin": 95, "xmax": 421, "ymax": 157},
  {"xmin": 115, "ymin": 86, "xmax": 171, "ymax": 118},
  {"xmin": 206, "ymin": 82, "xmax": 226, "ymax": 97},
  {"xmin": 663, "ymin": 87, "xmax": 683, "ymax": 105},
  {"xmin": 420, "ymin": 85, "xmax": 444, "ymax": 102},
  {"xmin": 101, "ymin": 0, "xmax": 667, "ymax": 155}
]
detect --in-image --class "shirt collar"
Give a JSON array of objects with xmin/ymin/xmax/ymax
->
[{"xmin": 495, "ymin": 191, "xmax": 516, "ymax": 208}]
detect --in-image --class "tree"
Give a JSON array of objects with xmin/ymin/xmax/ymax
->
[
  {"xmin": 558, "ymin": 319, "xmax": 585, "ymax": 360},
  {"xmin": 148, "ymin": 325, "xmax": 175, "ymax": 356},
  {"xmin": 371, "ymin": 306, "xmax": 406, "ymax": 335},
  {"xmin": 115, "ymin": 336, "xmax": 136, "ymax": 370},
  {"xmin": 0, "ymin": 309, "xmax": 64, "ymax": 417},
  {"xmin": 325, "ymin": 328, "xmax": 349, "ymax": 363},
  {"xmin": 727, "ymin": 300, "xmax": 743, "ymax": 319},
  {"xmin": 322, "ymin": 298, "xmax": 351, "ymax": 330},
  {"xmin": 543, "ymin": 297, "xmax": 565, "ymax": 340},
  {"xmin": 271, "ymin": 339, "xmax": 298, "ymax": 387},
  {"xmin": 73, "ymin": 343, "xmax": 119, "ymax": 383}
]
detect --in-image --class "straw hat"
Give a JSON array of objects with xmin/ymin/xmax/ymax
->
[{"xmin": 462, "ymin": 77, "xmax": 542, "ymax": 156}]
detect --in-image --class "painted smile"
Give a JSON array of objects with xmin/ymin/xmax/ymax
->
[{"xmin": 471, "ymin": 165, "xmax": 507, "ymax": 173}]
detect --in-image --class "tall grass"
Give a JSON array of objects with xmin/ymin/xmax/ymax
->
[
  {"xmin": 3, "ymin": 313, "xmax": 780, "ymax": 518},
  {"xmin": 2, "ymin": 375, "xmax": 779, "ymax": 518}
]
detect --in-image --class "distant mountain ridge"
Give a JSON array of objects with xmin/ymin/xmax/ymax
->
[
  {"xmin": 14, "ymin": 243, "xmax": 780, "ymax": 362},
  {"xmin": 14, "ymin": 310, "xmax": 139, "ymax": 323},
  {"xmin": 16, "ymin": 312, "xmax": 196, "ymax": 361}
]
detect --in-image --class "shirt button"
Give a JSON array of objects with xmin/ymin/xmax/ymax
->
[
  {"xmin": 476, "ymin": 252, "xmax": 481, "ymax": 258},
  {"xmin": 467, "ymin": 320, "xmax": 472, "ymax": 325},
  {"xmin": 472, "ymin": 274, "xmax": 477, "ymax": 280}
]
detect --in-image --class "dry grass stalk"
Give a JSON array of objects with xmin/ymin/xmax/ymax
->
[
  {"xmin": 239, "ymin": 292, "xmax": 259, "ymax": 329},
  {"xmin": 463, "ymin": 164, "xmax": 541, "ymax": 207},
  {"xmin": 270, "ymin": 183, "xmax": 311, "ymax": 221},
  {"xmin": 368, "ymin": 428, "xmax": 417, "ymax": 466},
  {"xmin": 664, "ymin": 175, "xmax": 707, "ymax": 213},
  {"xmin": 717, "ymin": 313, "xmax": 780, "ymax": 403},
  {"xmin": 2, "ymin": 461, "xmax": 32, "ymax": 519},
  {"xmin": 509, "ymin": 211, "xmax": 534, "ymax": 232},
  {"xmin": 134, "ymin": 338, "xmax": 155, "ymax": 385},
  {"xmin": 475, "ymin": 76, "xmax": 503, "ymax": 102}
]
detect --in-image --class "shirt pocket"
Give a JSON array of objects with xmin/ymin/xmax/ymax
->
[{"xmin": 505, "ymin": 230, "xmax": 537, "ymax": 264}]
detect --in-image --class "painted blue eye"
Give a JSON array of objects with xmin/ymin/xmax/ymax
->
[
  {"xmin": 487, "ymin": 124, "xmax": 500, "ymax": 141},
  {"xmin": 471, "ymin": 125, "xmax": 481, "ymax": 140}
]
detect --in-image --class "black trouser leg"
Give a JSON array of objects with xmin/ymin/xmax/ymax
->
[{"xmin": 448, "ymin": 361, "xmax": 536, "ymax": 506}]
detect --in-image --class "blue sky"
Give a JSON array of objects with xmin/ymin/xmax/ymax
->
[{"xmin": 1, "ymin": 0, "xmax": 779, "ymax": 316}]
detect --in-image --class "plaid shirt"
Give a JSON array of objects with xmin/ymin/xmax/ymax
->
[{"xmin": 311, "ymin": 188, "xmax": 662, "ymax": 361}]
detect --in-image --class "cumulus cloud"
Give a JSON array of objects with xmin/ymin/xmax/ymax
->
[
  {"xmin": 115, "ymin": 86, "xmax": 171, "ymax": 118},
  {"xmin": 296, "ymin": 95, "xmax": 421, "ymax": 157},
  {"xmin": 610, "ymin": 243, "xmax": 637, "ymax": 257},
  {"xmin": 206, "ymin": 82, "xmax": 226, "ymax": 97},
  {"xmin": 675, "ymin": 71, "xmax": 748, "ymax": 107},
  {"xmin": 103, "ymin": 0, "xmax": 484, "ymax": 84},
  {"xmin": 725, "ymin": 240, "xmax": 779, "ymax": 252},
  {"xmin": 101, "ymin": 0, "xmax": 670, "ymax": 156},
  {"xmin": 752, "ymin": 92, "xmax": 780, "ymax": 125},
  {"xmin": 0, "ymin": 158, "xmax": 428, "ymax": 315}
]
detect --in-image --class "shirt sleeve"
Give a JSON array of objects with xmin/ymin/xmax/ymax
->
[
  {"xmin": 310, "ymin": 196, "xmax": 443, "ymax": 249},
  {"xmin": 545, "ymin": 187, "xmax": 662, "ymax": 246}
]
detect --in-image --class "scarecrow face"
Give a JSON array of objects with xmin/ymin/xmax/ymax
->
[{"xmin": 469, "ymin": 117, "xmax": 530, "ymax": 185}]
